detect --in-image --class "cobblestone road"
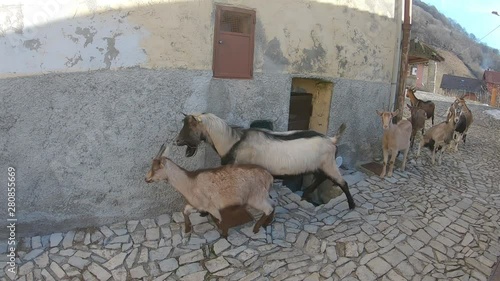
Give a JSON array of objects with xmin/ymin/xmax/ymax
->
[{"xmin": 2, "ymin": 93, "xmax": 499, "ymax": 281}]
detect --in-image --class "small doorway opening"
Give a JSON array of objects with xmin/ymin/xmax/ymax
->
[
  {"xmin": 283, "ymin": 78, "xmax": 334, "ymax": 204},
  {"xmin": 288, "ymin": 92, "xmax": 313, "ymax": 131}
]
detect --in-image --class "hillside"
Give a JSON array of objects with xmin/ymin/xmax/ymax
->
[{"xmin": 411, "ymin": 0, "xmax": 500, "ymax": 79}]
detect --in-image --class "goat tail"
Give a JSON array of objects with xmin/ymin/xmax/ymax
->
[{"xmin": 330, "ymin": 123, "xmax": 347, "ymax": 144}]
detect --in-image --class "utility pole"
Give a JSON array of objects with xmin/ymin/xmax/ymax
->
[{"xmin": 394, "ymin": 0, "xmax": 412, "ymax": 122}]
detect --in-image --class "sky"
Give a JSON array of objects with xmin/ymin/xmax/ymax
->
[{"xmin": 421, "ymin": 0, "xmax": 500, "ymax": 50}]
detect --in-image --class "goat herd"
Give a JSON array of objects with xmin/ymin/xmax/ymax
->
[
  {"xmin": 144, "ymin": 88, "xmax": 473, "ymax": 238},
  {"xmin": 379, "ymin": 87, "xmax": 473, "ymax": 178}
]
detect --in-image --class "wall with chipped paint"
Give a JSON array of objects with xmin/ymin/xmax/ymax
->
[
  {"xmin": 1, "ymin": 0, "xmax": 396, "ymax": 79},
  {"xmin": 0, "ymin": 0, "xmax": 401, "ymax": 236}
]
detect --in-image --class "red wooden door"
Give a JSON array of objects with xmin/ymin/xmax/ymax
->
[{"xmin": 213, "ymin": 6, "xmax": 255, "ymax": 79}]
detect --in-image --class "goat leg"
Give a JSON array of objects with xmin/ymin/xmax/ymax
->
[
  {"xmin": 262, "ymin": 209, "xmax": 275, "ymax": 228},
  {"xmin": 338, "ymin": 180, "xmax": 355, "ymax": 210},
  {"xmin": 401, "ymin": 148, "xmax": 409, "ymax": 171},
  {"xmin": 253, "ymin": 212, "xmax": 273, "ymax": 234},
  {"xmin": 218, "ymin": 220, "xmax": 229, "ymax": 238},
  {"xmin": 454, "ymin": 134, "xmax": 461, "ymax": 152},
  {"xmin": 301, "ymin": 172, "xmax": 327, "ymax": 200},
  {"xmin": 387, "ymin": 150, "xmax": 397, "ymax": 177},
  {"xmin": 416, "ymin": 140, "xmax": 423, "ymax": 158},
  {"xmin": 380, "ymin": 148, "xmax": 388, "ymax": 178},
  {"xmin": 183, "ymin": 215, "xmax": 192, "ymax": 233},
  {"xmin": 323, "ymin": 170, "xmax": 355, "ymax": 209},
  {"xmin": 183, "ymin": 204, "xmax": 197, "ymax": 233}
]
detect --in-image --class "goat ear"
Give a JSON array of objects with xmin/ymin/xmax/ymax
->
[
  {"xmin": 406, "ymin": 104, "xmax": 411, "ymax": 109},
  {"xmin": 392, "ymin": 109, "xmax": 400, "ymax": 116},
  {"xmin": 160, "ymin": 157, "xmax": 167, "ymax": 166},
  {"xmin": 195, "ymin": 115, "xmax": 202, "ymax": 122},
  {"xmin": 376, "ymin": 110, "xmax": 382, "ymax": 116}
]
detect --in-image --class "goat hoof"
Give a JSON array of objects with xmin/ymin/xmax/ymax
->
[
  {"xmin": 252, "ymin": 227, "xmax": 259, "ymax": 234},
  {"xmin": 301, "ymin": 193, "xmax": 311, "ymax": 202}
]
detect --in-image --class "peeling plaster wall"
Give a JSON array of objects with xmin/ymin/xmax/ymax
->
[
  {"xmin": 0, "ymin": 0, "xmax": 400, "ymax": 236},
  {"xmin": 0, "ymin": 3, "xmax": 148, "ymax": 76},
  {"xmin": 1, "ymin": 0, "xmax": 396, "ymax": 79},
  {"xmin": 129, "ymin": 0, "xmax": 397, "ymax": 81}
]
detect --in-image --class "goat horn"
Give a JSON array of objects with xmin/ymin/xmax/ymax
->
[
  {"xmin": 156, "ymin": 143, "xmax": 166, "ymax": 158},
  {"xmin": 181, "ymin": 112, "xmax": 188, "ymax": 117}
]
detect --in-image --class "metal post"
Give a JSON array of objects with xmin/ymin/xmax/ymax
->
[{"xmin": 394, "ymin": 0, "xmax": 412, "ymax": 122}]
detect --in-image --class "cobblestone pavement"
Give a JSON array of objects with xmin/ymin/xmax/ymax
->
[{"xmin": 2, "ymin": 93, "xmax": 500, "ymax": 281}]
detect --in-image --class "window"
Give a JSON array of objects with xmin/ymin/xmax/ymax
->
[
  {"xmin": 411, "ymin": 66, "xmax": 418, "ymax": 76},
  {"xmin": 213, "ymin": 5, "xmax": 256, "ymax": 79}
]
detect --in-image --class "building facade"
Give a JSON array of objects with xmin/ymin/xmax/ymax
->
[
  {"xmin": 0, "ymin": 0, "xmax": 406, "ymax": 236},
  {"xmin": 483, "ymin": 70, "xmax": 500, "ymax": 107}
]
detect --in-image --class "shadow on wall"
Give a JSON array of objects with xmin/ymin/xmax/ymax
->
[
  {"xmin": 0, "ymin": 0, "xmax": 398, "ymax": 237},
  {"xmin": 0, "ymin": 0, "xmax": 397, "ymax": 79}
]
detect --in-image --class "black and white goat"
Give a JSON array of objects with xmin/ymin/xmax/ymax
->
[
  {"xmin": 446, "ymin": 100, "xmax": 465, "ymax": 152},
  {"xmin": 175, "ymin": 113, "xmax": 355, "ymax": 209}
]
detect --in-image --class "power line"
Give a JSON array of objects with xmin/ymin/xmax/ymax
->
[
  {"xmin": 458, "ymin": 22, "xmax": 500, "ymax": 54},
  {"xmin": 477, "ymin": 24, "xmax": 500, "ymax": 43}
]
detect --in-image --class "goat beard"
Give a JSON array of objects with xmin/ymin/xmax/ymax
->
[{"xmin": 185, "ymin": 146, "xmax": 198, "ymax": 157}]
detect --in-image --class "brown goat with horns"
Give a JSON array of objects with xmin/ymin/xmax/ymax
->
[{"xmin": 145, "ymin": 143, "xmax": 276, "ymax": 237}]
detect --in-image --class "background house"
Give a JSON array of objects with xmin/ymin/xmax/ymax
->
[
  {"xmin": 483, "ymin": 70, "xmax": 500, "ymax": 107},
  {"xmin": 0, "ymin": 0, "xmax": 409, "ymax": 236},
  {"xmin": 439, "ymin": 74, "xmax": 488, "ymax": 103},
  {"xmin": 406, "ymin": 39, "xmax": 444, "ymax": 93}
]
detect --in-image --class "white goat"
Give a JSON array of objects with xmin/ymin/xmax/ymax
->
[
  {"xmin": 416, "ymin": 108, "xmax": 457, "ymax": 165},
  {"xmin": 174, "ymin": 113, "xmax": 355, "ymax": 209},
  {"xmin": 376, "ymin": 109, "xmax": 412, "ymax": 178},
  {"xmin": 145, "ymin": 143, "xmax": 275, "ymax": 237}
]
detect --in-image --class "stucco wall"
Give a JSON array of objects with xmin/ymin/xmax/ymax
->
[
  {"xmin": 0, "ymin": 0, "xmax": 400, "ymax": 236},
  {"xmin": 1, "ymin": 0, "xmax": 397, "ymax": 79},
  {"xmin": 0, "ymin": 69, "xmax": 291, "ymax": 238}
]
